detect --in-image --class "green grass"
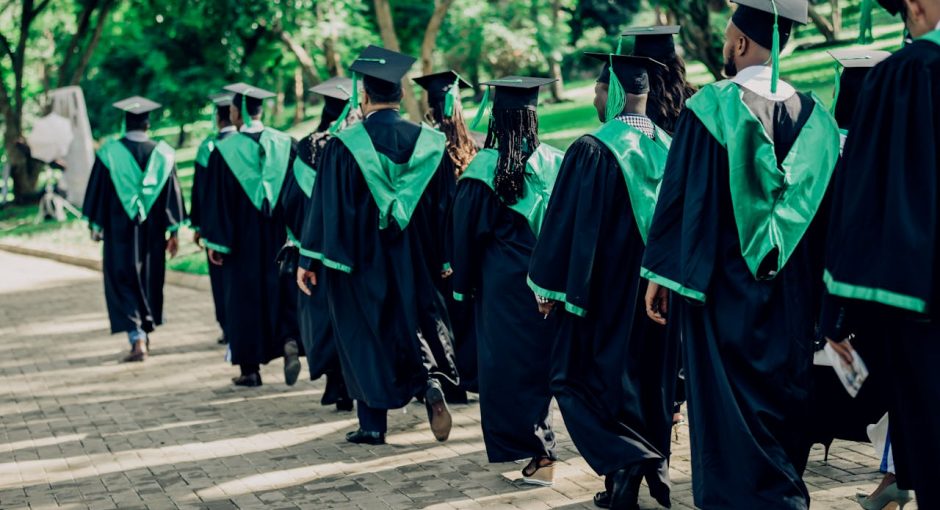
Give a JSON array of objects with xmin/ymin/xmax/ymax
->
[{"xmin": 4, "ymin": 10, "xmax": 907, "ymax": 274}]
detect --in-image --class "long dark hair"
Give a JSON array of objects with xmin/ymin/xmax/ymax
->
[
  {"xmin": 646, "ymin": 52, "xmax": 697, "ymax": 134},
  {"xmin": 426, "ymin": 101, "xmax": 478, "ymax": 177},
  {"xmin": 484, "ymin": 108, "xmax": 539, "ymax": 205}
]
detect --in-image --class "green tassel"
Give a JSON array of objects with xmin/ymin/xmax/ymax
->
[
  {"xmin": 830, "ymin": 62, "xmax": 841, "ymax": 114},
  {"xmin": 770, "ymin": 0, "xmax": 781, "ymax": 95},
  {"xmin": 616, "ymin": 35, "xmax": 623, "ymax": 55},
  {"xmin": 444, "ymin": 76, "xmax": 460, "ymax": 118},
  {"xmin": 241, "ymin": 87, "xmax": 253, "ymax": 129},
  {"xmin": 605, "ymin": 55, "xmax": 626, "ymax": 123},
  {"xmin": 330, "ymin": 73, "xmax": 358, "ymax": 134},
  {"xmin": 470, "ymin": 86, "xmax": 490, "ymax": 130}
]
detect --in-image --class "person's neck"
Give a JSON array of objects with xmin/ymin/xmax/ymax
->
[{"xmin": 363, "ymin": 104, "xmax": 400, "ymax": 117}]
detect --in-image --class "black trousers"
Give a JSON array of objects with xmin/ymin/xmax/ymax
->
[{"xmin": 357, "ymin": 400, "xmax": 388, "ymax": 433}]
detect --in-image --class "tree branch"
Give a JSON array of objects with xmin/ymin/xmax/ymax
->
[
  {"xmin": 419, "ymin": 0, "xmax": 455, "ymax": 76},
  {"xmin": 57, "ymin": 0, "xmax": 99, "ymax": 85},
  {"xmin": 31, "ymin": 0, "xmax": 51, "ymax": 17},
  {"xmin": 273, "ymin": 22, "xmax": 322, "ymax": 86},
  {"xmin": 372, "ymin": 0, "xmax": 421, "ymax": 121},
  {"xmin": 67, "ymin": 0, "xmax": 113, "ymax": 85}
]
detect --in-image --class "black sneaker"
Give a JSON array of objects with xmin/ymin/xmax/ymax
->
[
  {"xmin": 233, "ymin": 373, "xmax": 262, "ymax": 387},
  {"xmin": 425, "ymin": 379, "xmax": 452, "ymax": 442},
  {"xmin": 345, "ymin": 429, "xmax": 385, "ymax": 445},
  {"xmin": 283, "ymin": 339, "xmax": 301, "ymax": 386}
]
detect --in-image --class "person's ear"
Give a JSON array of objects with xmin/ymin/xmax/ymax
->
[
  {"xmin": 736, "ymin": 35, "xmax": 748, "ymax": 57},
  {"xmin": 903, "ymin": 0, "xmax": 925, "ymax": 25}
]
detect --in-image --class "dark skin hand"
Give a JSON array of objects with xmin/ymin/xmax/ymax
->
[
  {"xmin": 208, "ymin": 249, "xmax": 224, "ymax": 266},
  {"xmin": 166, "ymin": 236, "xmax": 179, "ymax": 258},
  {"xmin": 645, "ymin": 282, "xmax": 669, "ymax": 325}
]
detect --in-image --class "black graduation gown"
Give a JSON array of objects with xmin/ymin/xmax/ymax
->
[
  {"xmin": 822, "ymin": 38, "xmax": 940, "ymax": 505},
  {"xmin": 190, "ymin": 130, "xmax": 235, "ymax": 329},
  {"xmin": 451, "ymin": 178, "xmax": 555, "ymax": 463},
  {"xmin": 527, "ymin": 136, "xmax": 677, "ymax": 481},
  {"xmin": 299, "ymin": 109, "xmax": 458, "ymax": 410},
  {"xmin": 82, "ymin": 138, "xmax": 186, "ymax": 334},
  {"xmin": 279, "ymin": 131, "xmax": 342, "ymax": 382},
  {"xmin": 200, "ymin": 130, "xmax": 297, "ymax": 366},
  {"xmin": 642, "ymin": 90, "xmax": 828, "ymax": 510}
]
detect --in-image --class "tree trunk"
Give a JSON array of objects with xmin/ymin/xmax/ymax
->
[
  {"xmin": 66, "ymin": 0, "xmax": 113, "ymax": 86},
  {"xmin": 293, "ymin": 67, "xmax": 305, "ymax": 125},
  {"xmin": 276, "ymin": 24, "xmax": 322, "ymax": 87},
  {"xmin": 830, "ymin": 0, "xmax": 842, "ymax": 36},
  {"xmin": 177, "ymin": 124, "xmax": 187, "ymax": 147},
  {"xmin": 420, "ymin": 0, "xmax": 455, "ymax": 76},
  {"xmin": 809, "ymin": 5, "xmax": 837, "ymax": 42},
  {"xmin": 661, "ymin": 1, "xmax": 725, "ymax": 80},
  {"xmin": 373, "ymin": 0, "xmax": 422, "ymax": 121},
  {"xmin": 274, "ymin": 74, "xmax": 285, "ymax": 120}
]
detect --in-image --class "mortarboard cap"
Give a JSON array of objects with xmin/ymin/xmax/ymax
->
[
  {"xmin": 413, "ymin": 71, "xmax": 472, "ymax": 104},
  {"xmin": 223, "ymin": 83, "xmax": 274, "ymax": 126},
  {"xmin": 731, "ymin": 0, "xmax": 808, "ymax": 94},
  {"xmin": 223, "ymin": 82, "xmax": 276, "ymax": 100},
  {"xmin": 309, "ymin": 77, "xmax": 354, "ymax": 101},
  {"xmin": 585, "ymin": 53, "xmax": 666, "ymax": 94},
  {"xmin": 623, "ymin": 25, "xmax": 681, "ymax": 60},
  {"xmin": 828, "ymin": 49, "xmax": 890, "ymax": 128},
  {"xmin": 112, "ymin": 96, "xmax": 161, "ymax": 115},
  {"xmin": 876, "ymin": 0, "xmax": 903, "ymax": 15},
  {"xmin": 208, "ymin": 93, "xmax": 233, "ymax": 107},
  {"xmin": 482, "ymin": 76, "xmax": 556, "ymax": 110},
  {"xmin": 350, "ymin": 45, "xmax": 416, "ymax": 89}
]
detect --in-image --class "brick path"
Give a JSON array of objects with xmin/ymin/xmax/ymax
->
[{"xmin": 0, "ymin": 250, "xmax": 899, "ymax": 509}]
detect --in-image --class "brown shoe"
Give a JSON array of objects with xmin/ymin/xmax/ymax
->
[
  {"xmin": 425, "ymin": 379, "xmax": 452, "ymax": 442},
  {"xmin": 122, "ymin": 350, "xmax": 147, "ymax": 363}
]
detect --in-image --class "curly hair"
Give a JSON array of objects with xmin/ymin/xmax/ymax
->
[
  {"xmin": 484, "ymin": 108, "xmax": 539, "ymax": 206},
  {"xmin": 425, "ymin": 100, "xmax": 479, "ymax": 177},
  {"xmin": 646, "ymin": 52, "xmax": 697, "ymax": 134}
]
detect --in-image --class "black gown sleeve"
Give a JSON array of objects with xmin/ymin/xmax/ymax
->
[
  {"xmin": 81, "ymin": 157, "xmax": 111, "ymax": 234},
  {"xmin": 190, "ymin": 160, "xmax": 207, "ymax": 232},
  {"xmin": 451, "ymin": 179, "xmax": 498, "ymax": 300},
  {"xmin": 199, "ymin": 150, "xmax": 236, "ymax": 254},
  {"xmin": 825, "ymin": 42, "xmax": 939, "ymax": 315},
  {"xmin": 164, "ymin": 166, "xmax": 186, "ymax": 236},
  {"xmin": 641, "ymin": 110, "xmax": 724, "ymax": 303},
  {"xmin": 527, "ymin": 137, "xmax": 627, "ymax": 316}
]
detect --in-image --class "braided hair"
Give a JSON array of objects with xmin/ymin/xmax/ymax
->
[
  {"xmin": 484, "ymin": 108, "xmax": 539, "ymax": 205},
  {"xmin": 646, "ymin": 52, "xmax": 697, "ymax": 134}
]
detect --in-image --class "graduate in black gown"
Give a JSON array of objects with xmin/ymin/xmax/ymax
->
[
  {"xmin": 83, "ymin": 97, "xmax": 185, "ymax": 362},
  {"xmin": 190, "ymin": 93, "xmax": 236, "ymax": 346},
  {"xmin": 200, "ymin": 83, "xmax": 300, "ymax": 388},
  {"xmin": 280, "ymin": 77, "xmax": 355, "ymax": 410},
  {"xmin": 822, "ymin": 1, "xmax": 940, "ymax": 506},
  {"xmin": 296, "ymin": 46, "xmax": 458, "ymax": 445},
  {"xmin": 641, "ymin": 1, "xmax": 842, "ymax": 508},
  {"xmin": 452, "ymin": 76, "xmax": 563, "ymax": 486},
  {"xmin": 413, "ymin": 70, "xmax": 480, "ymax": 403},
  {"xmin": 528, "ymin": 56, "xmax": 676, "ymax": 509}
]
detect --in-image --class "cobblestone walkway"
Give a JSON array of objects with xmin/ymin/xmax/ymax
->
[{"xmin": 0, "ymin": 251, "xmax": 897, "ymax": 509}]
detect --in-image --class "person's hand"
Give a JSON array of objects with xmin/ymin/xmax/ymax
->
[
  {"xmin": 166, "ymin": 236, "xmax": 179, "ymax": 258},
  {"xmin": 297, "ymin": 267, "xmax": 317, "ymax": 295},
  {"xmin": 645, "ymin": 282, "xmax": 668, "ymax": 326},
  {"xmin": 827, "ymin": 336, "xmax": 855, "ymax": 366},
  {"xmin": 537, "ymin": 300, "xmax": 555, "ymax": 316},
  {"xmin": 193, "ymin": 231, "xmax": 202, "ymax": 246},
  {"xmin": 208, "ymin": 249, "xmax": 224, "ymax": 266},
  {"xmin": 90, "ymin": 230, "xmax": 103, "ymax": 242},
  {"xmin": 441, "ymin": 268, "xmax": 454, "ymax": 279}
]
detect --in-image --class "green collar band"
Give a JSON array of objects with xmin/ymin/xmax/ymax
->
[
  {"xmin": 97, "ymin": 139, "xmax": 175, "ymax": 221},
  {"xmin": 216, "ymin": 129, "xmax": 293, "ymax": 212}
]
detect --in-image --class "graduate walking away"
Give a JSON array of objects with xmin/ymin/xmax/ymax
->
[
  {"xmin": 82, "ymin": 97, "xmax": 185, "ymax": 363},
  {"xmin": 451, "ymin": 76, "xmax": 563, "ymax": 486},
  {"xmin": 641, "ymin": 1, "xmax": 841, "ymax": 508},
  {"xmin": 282, "ymin": 77, "xmax": 356, "ymax": 410},
  {"xmin": 413, "ymin": 70, "xmax": 481, "ymax": 404},
  {"xmin": 200, "ymin": 83, "xmax": 301, "ymax": 388},
  {"xmin": 190, "ymin": 93, "xmax": 236, "ymax": 346},
  {"xmin": 822, "ymin": 0, "xmax": 940, "ymax": 507},
  {"xmin": 297, "ymin": 46, "xmax": 458, "ymax": 445},
  {"xmin": 528, "ymin": 55, "xmax": 676, "ymax": 510}
]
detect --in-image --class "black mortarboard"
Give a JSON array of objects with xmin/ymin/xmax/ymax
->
[
  {"xmin": 413, "ymin": 70, "xmax": 472, "ymax": 105},
  {"xmin": 481, "ymin": 76, "xmax": 556, "ymax": 110},
  {"xmin": 223, "ymin": 82, "xmax": 274, "ymax": 120},
  {"xmin": 585, "ymin": 53, "xmax": 666, "ymax": 94},
  {"xmin": 876, "ymin": 0, "xmax": 903, "ymax": 15},
  {"xmin": 113, "ymin": 96, "xmax": 161, "ymax": 115},
  {"xmin": 350, "ymin": 45, "xmax": 416, "ymax": 98},
  {"xmin": 731, "ymin": 0, "xmax": 808, "ymax": 50},
  {"xmin": 309, "ymin": 77, "xmax": 354, "ymax": 120},
  {"xmin": 209, "ymin": 93, "xmax": 234, "ymax": 107},
  {"xmin": 828, "ymin": 49, "xmax": 890, "ymax": 128},
  {"xmin": 623, "ymin": 25, "xmax": 680, "ymax": 60}
]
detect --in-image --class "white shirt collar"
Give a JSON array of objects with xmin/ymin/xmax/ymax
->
[
  {"xmin": 239, "ymin": 121, "xmax": 264, "ymax": 134},
  {"xmin": 219, "ymin": 125, "xmax": 237, "ymax": 134},
  {"xmin": 124, "ymin": 130, "xmax": 149, "ymax": 142},
  {"xmin": 731, "ymin": 65, "xmax": 796, "ymax": 102},
  {"xmin": 935, "ymin": 20, "xmax": 940, "ymax": 31}
]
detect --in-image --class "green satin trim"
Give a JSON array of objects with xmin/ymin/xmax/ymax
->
[
  {"xmin": 216, "ymin": 129, "xmax": 293, "ymax": 212},
  {"xmin": 203, "ymin": 240, "xmax": 230, "ymax": 254},
  {"xmin": 286, "ymin": 226, "xmax": 300, "ymax": 246},
  {"xmin": 590, "ymin": 120, "xmax": 671, "ymax": 244},
  {"xmin": 460, "ymin": 143, "xmax": 565, "ymax": 237},
  {"xmin": 824, "ymin": 270, "xmax": 927, "ymax": 314},
  {"xmin": 97, "ymin": 139, "xmax": 175, "ymax": 222},
  {"xmin": 336, "ymin": 122, "xmax": 446, "ymax": 230},
  {"xmin": 918, "ymin": 29, "xmax": 940, "ymax": 47},
  {"xmin": 640, "ymin": 267, "xmax": 707, "ymax": 304},
  {"xmin": 293, "ymin": 157, "xmax": 317, "ymax": 198},
  {"xmin": 195, "ymin": 136, "xmax": 215, "ymax": 168},
  {"xmin": 297, "ymin": 248, "xmax": 353, "ymax": 274},
  {"xmin": 526, "ymin": 276, "xmax": 587, "ymax": 318},
  {"xmin": 687, "ymin": 81, "xmax": 840, "ymax": 279},
  {"xmin": 442, "ymin": 262, "xmax": 451, "ymax": 272},
  {"xmin": 452, "ymin": 291, "xmax": 465, "ymax": 302}
]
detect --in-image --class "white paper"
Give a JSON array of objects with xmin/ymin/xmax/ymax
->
[{"xmin": 825, "ymin": 343, "xmax": 869, "ymax": 398}]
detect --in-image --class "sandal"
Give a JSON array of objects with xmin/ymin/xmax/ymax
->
[{"xmin": 521, "ymin": 456, "xmax": 555, "ymax": 487}]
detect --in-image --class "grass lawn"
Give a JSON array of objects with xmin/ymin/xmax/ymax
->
[{"xmin": 1, "ymin": 8, "xmax": 905, "ymax": 275}]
